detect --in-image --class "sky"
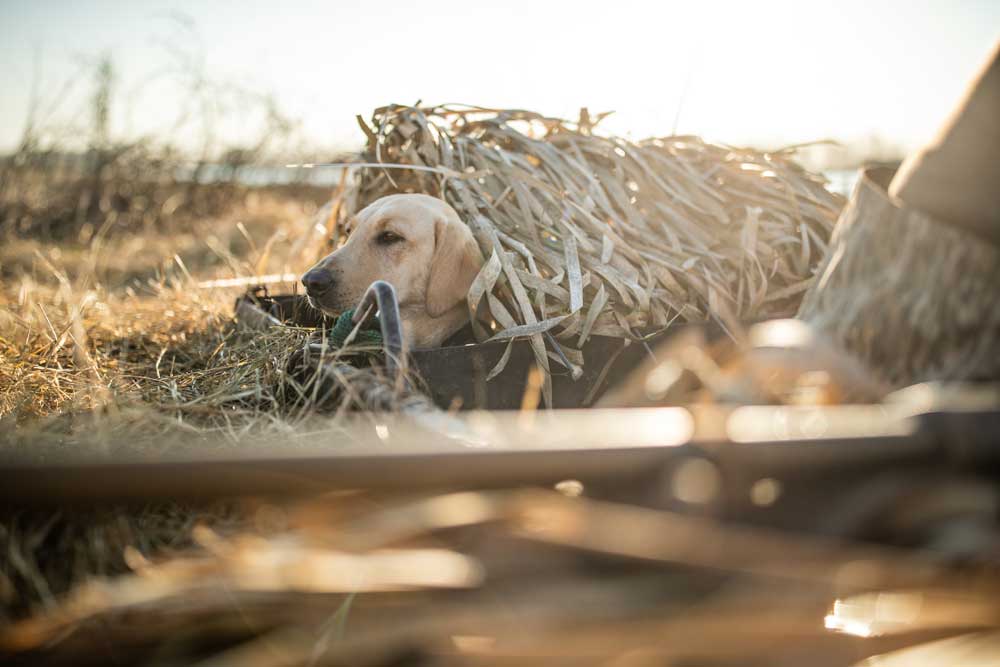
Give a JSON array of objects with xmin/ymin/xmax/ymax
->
[{"xmin": 1, "ymin": 0, "xmax": 998, "ymax": 161}]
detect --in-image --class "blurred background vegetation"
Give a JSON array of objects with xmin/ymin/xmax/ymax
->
[{"xmin": 0, "ymin": 22, "xmax": 343, "ymax": 289}]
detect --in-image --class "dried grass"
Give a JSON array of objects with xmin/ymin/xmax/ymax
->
[
  {"xmin": 0, "ymin": 194, "xmax": 417, "ymax": 617},
  {"xmin": 0, "ymin": 187, "xmax": 424, "ymax": 454},
  {"xmin": 2, "ymin": 103, "xmax": 847, "ymax": 619},
  {"xmin": 5, "ymin": 489, "xmax": 998, "ymax": 664},
  {"xmin": 335, "ymin": 104, "xmax": 845, "ymax": 402},
  {"xmin": 2, "ymin": 276, "xmax": 295, "ymax": 425},
  {"xmin": 0, "ymin": 279, "xmax": 424, "ymax": 457},
  {"xmin": 0, "ymin": 502, "xmax": 245, "ymax": 623}
]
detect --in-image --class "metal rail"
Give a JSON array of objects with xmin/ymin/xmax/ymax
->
[{"xmin": 3, "ymin": 406, "xmax": 996, "ymax": 505}]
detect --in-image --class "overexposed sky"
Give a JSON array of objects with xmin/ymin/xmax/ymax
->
[{"xmin": 1, "ymin": 0, "xmax": 998, "ymax": 157}]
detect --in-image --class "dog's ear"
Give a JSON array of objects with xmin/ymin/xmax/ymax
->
[{"xmin": 426, "ymin": 216, "xmax": 483, "ymax": 318}]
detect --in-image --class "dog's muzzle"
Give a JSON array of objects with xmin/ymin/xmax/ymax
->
[{"xmin": 301, "ymin": 268, "xmax": 335, "ymax": 297}]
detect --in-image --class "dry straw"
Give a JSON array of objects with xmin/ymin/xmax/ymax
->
[
  {"xmin": 1, "ymin": 105, "xmax": 846, "ymax": 613},
  {"xmin": 334, "ymin": 104, "xmax": 845, "ymax": 403}
]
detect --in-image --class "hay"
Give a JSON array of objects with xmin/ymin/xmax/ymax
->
[
  {"xmin": 6, "ymin": 489, "xmax": 998, "ymax": 664},
  {"xmin": 0, "ymin": 502, "xmax": 245, "ymax": 624},
  {"xmin": 335, "ymin": 104, "xmax": 845, "ymax": 402},
  {"xmin": 0, "ymin": 284, "xmax": 428, "ymax": 455},
  {"xmin": 0, "ymin": 277, "xmax": 432, "ymax": 616},
  {"xmin": 1, "ymin": 280, "xmax": 305, "ymax": 432},
  {"xmin": 1, "ymin": 105, "xmax": 847, "ymax": 429},
  {"xmin": 0, "ymin": 269, "xmax": 421, "ymax": 449},
  {"xmin": 2, "ymin": 103, "xmax": 847, "ymax": 615},
  {"xmin": 0, "ymin": 250, "xmax": 442, "ymax": 614}
]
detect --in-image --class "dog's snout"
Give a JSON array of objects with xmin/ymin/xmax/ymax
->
[{"xmin": 301, "ymin": 268, "xmax": 335, "ymax": 295}]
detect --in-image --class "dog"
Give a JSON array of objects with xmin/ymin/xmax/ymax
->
[{"xmin": 302, "ymin": 194, "xmax": 484, "ymax": 349}]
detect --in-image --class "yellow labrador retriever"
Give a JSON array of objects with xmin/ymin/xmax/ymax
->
[{"xmin": 301, "ymin": 194, "xmax": 483, "ymax": 348}]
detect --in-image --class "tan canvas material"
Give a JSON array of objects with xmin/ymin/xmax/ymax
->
[
  {"xmin": 799, "ymin": 167, "xmax": 1000, "ymax": 386},
  {"xmin": 889, "ymin": 41, "xmax": 1000, "ymax": 245}
]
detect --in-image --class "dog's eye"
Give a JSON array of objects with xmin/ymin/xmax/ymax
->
[{"xmin": 376, "ymin": 231, "xmax": 405, "ymax": 245}]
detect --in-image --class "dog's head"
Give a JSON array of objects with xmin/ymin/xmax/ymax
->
[{"xmin": 302, "ymin": 194, "xmax": 483, "ymax": 345}]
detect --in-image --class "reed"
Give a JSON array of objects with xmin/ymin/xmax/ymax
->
[{"xmin": 336, "ymin": 104, "xmax": 844, "ymax": 402}]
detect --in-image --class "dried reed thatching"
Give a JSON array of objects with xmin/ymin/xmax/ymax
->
[{"xmin": 335, "ymin": 104, "xmax": 845, "ymax": 402}]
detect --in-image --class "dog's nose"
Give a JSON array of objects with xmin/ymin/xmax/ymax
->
[{"xmin": 301, "ymin": 268, "xmax": 335, "ymax": 295}]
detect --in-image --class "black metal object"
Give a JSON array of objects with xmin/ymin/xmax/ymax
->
[
  {"xmin": 351, "ymin": 280, "xmax": 405, "ymax": 377},
  {"xmin": 278, "ymin": 284, "xmax": 443, "ymax": 416},
  {"xmin": 236, "ymin": 292, "xmax": 697, "ymax": 409},
  {"xmin": 217, "ymin": 289, "xmax": 1000, "ymax": 544},
  {"xmin": 5, "ymin": 404, "xmax": 998, "ymax": 505},
  {"xmin": 412, "ymin": 333, "xmax": 645, "ymax": 409}
]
